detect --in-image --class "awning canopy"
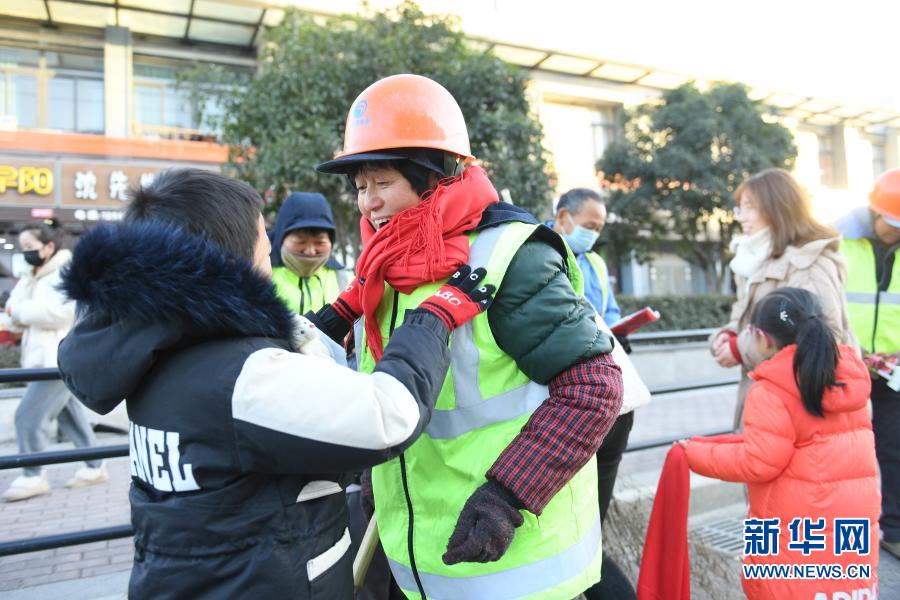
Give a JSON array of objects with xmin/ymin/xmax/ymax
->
[{"xmin": 3, "ymin": 0, "xmax": 899, "ymax": 129}]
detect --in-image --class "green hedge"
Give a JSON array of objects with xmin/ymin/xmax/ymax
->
[
  {"xmin": 0, "ymin": 346, "xmax": 21, "ymax": 388},
  {"xmin": 0, "ymin": 346, "xmax": 20, "ymax": 369},
  {"xmin": 617, "ymin": 295, "xmax": 736, "ymax": 332}
]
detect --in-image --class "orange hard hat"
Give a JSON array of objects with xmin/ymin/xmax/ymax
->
[
  {"xmin": 317, "ymin": 74, "xmax": 474, "ymax": 174},
  {"xmin": 870, "ymin": 168, "xmax": 900, "ymax": 227}
]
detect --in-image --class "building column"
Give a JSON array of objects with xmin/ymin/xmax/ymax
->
[
  {"xmin": 831, "ymin": 123, "xmax": 850, "ymax": 189},
  {"xmin": 886, "ymin": 129, "xmax": 900, "ymax": 170},
  {"xmin": 843, "ymin": 125, "xmax": 874, "ymax": 194},
  {"xmin": 104, "ymin": 26, "xmax": 132, "ymax": 138}
]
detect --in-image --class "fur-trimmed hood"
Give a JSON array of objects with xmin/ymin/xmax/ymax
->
[{"xmin": 58, "ymin": 221, "xmax": 296, "ymax": 413}]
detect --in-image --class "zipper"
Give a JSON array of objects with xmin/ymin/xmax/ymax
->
[
  {"xmin": 389, "ymin": 290, "xmax": 427, "ymax": 599},
  {"xmin": 298, "ymin": 277, "xmax": 306, "ymax": 314}
]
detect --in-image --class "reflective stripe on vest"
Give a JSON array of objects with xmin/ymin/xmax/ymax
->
[
  {"xmin": 359, "ymin": 222, "xmax": 602, "ymax": 599},
  {"xmin": 433, "ymin": 223, "xmax": 549, "ymax": 439},
  {"xmin": 842, "ymin": 237, "xmax": 900, "ymax": 354},
  {"xmin": 846, "ymin": 291, "xmax": 900, "ymax": 305},
  {"xmin": 388, "ymin": 514, "xmax": 601, "ymax": 599}
]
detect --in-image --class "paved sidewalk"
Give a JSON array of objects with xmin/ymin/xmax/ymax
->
[
  {"xmin": 0, "ymin": 435, "xmax": 132, "ymax": 594},
  {"xmin": 0, "ymin": 390, "xmax": 897, "ymax": 598}
]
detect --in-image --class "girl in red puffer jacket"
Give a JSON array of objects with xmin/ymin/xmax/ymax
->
[{"xmin": 684, "ymin": 287, "xmax": 880, "ymax": 600}]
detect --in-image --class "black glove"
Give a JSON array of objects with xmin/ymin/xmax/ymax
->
[
  {"xmin": 615, "ymin": 334, "xmax": 632, "ymax": 355},
  {"xmin": 442, "ymin": 479, "xmax": 524, "ymax": 565}
]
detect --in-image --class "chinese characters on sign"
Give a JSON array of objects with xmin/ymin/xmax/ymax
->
[
  {"xmin": 59, "ymin": 164, "xmax": 164, "ymax": 208},
  {"xmin": 0, "ymin": 159, "xmax": 212, "ymax": 216},
  {"xmin": 72, "ymin": 169, "xmax": 158, "ymax": 203},
  {"xmin": 0, "ymin": 165, "xmax": 54, "ymax": 195},
  {"xmin": 744, "ymin": 518, "xmax": 781, "ymax": 556},
  {"xmin": 743, "ymin": 518, "xmax": 870, "ymax": 557},
  {"xmin": 75, "ymin": 170, "xmax": 98, "ymax": 200}
]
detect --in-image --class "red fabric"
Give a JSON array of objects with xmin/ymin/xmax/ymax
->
[
  {"xmin": 728, "ymin": 335, "xmax": 743, "ymax": 364},
  {"xmin": 685, "ymin": 345, "xmax": 880, "ymax": 599},
  {"xmin": 355, "ymin": 165, "xmax": 498, "ymax": 361},
  {"xmin": 487, "ymin": 352, "xmax": 623, "ymax": 514},
  {"xmin": 637, "ymin": 435, "xmax": 742, "ymax": 600},
  {"xmin": 637, "ymin": 444, "xmax": 691, "ymax": 600}
]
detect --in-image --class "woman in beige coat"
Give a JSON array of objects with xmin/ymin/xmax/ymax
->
[{"xmin": 710, "ymin": 169, "xmax": 854, "ymax": 430}]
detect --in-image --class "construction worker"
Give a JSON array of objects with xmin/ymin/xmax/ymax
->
[
  {"xmin": 835, "ymin": 167, "xmax": 900, "ymax": 560},
  {"xmin": 310, "ymin": 74, "xmax": 624, "ymax": 599},
  {"xmin": 551, "ymin": 188, "xmax": 621, "ymax": 327},
  {"xmin": 271, "ymin": 191, "xmax": 351, "ymax": 314}
]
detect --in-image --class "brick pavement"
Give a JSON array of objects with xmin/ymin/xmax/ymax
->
[{"xmin": 0, "ymin": 435, "xmax": 133, "ymax": 593}]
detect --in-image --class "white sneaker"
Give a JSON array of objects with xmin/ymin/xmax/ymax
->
[
  {"xmin": 2, "ymin": 474, "xmax": 50, "ymax": 502},
  {"xmin": 66, "ymin": 465, "xmax": 110, "ymax": 489}
]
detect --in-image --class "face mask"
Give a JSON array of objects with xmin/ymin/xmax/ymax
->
[
  {"xmin": 23, "ymin": 249, "xmax": 45, "ymax": 267},
  {"xmin": 563, "ymin": 215, "xmax": 600, "ymax": 255},
  {"xmin": 281, "ymin": 248, "xmax": 328, "ymax": 278}
]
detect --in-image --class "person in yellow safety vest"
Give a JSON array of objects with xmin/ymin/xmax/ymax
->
[
  {"xmin": 835, "ymin": 167, "xmax": 900, "ymax": 561},
  {"xmin": 270, "ymin": 192, "xmax": 352, "ymax": 314},
  {"xmin": 308, "ymin": 74, "xmax": 625, "ymax": 599},
  {"xmin": 551, "ymin": 188, "xmax": 621, "ymax": 327}
]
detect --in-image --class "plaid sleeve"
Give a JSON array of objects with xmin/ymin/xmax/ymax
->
[{"xmin": 486, "ymin": 352, "xmax": 624, "ymax": 515}]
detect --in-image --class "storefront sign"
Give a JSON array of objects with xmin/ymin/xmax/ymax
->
[
  {"xmin": 0, "ymin": 160, "xmax": 56, "ymax": 205},
  {"xmin": 61, "ymin": 164, "xmax": 162, "ymax": 207}
]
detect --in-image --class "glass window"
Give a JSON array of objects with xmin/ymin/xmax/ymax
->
[
  {"xmin": 0, "ymin": 47, "xmax": 40, "ymax": 68},
  {"xmin": 76, "ymin": 79, "xmax": 104, "ymax": 133},
  {"xmin": 817, "ymin": 130, "xmax": 835, "ymax": 187},
  {"xmin": 163, "ymin": 86, "xmax": 192, "ymax": 129},
  {"xmin": 0, "ymin": 45, "xmax": 103, "ymax": 133},
  {"xmin": 13, "ymin": 75, "xmax": 38, "ymax": 128},
  {"xmin": 48, "ymin": 77, "xmax": 76, "ymax": 131},
  {"xmin": 135, "ymin": 84, "xmax": 163, "ymax": 127},
  {"xmin": 133, "ymin": 55, "xmax": 249, "ymax": 139},
  {"xmin": 591, "ymin": 106, "xmax": 618, "ymax": 163}
]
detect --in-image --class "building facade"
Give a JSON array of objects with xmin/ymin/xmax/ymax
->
[{"xmin": 1, "ymin": 1, "xmax": 897, "ymax": 295}]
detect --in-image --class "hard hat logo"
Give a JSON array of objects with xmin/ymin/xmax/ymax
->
[{"xmin": 350, "ymin": 100, "xmax": 371, "ymax": 128}]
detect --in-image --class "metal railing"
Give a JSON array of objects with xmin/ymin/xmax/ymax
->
[
  {"xmin": 0, "ymin": 328, "xmax": 736, "ymax": 557},
  {"xmin": 630, "ymin": 327, "xmax": 717, "ymax": 343}
]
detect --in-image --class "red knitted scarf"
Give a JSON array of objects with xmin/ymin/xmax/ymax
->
[{"xmin": 355, "ymin": 165, "xmax": 498, "ymax": 361}]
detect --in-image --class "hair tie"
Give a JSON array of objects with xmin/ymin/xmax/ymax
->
[{"xmin": 779, "ymin": 309, "xmax": 795, "ymax": 327}]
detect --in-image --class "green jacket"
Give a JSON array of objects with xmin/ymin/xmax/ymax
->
[{"xmin": 488, "ymin": 227, "xmax": 610, "ymax": 383}]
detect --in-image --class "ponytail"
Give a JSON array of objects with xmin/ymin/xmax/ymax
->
[
  {"xmin": 750, "ymin": 287, "xmax": 842, "ymax": 417},
  {"xmin": 792, "ymin": 315, "xmax": 839, "ymax": 417}
]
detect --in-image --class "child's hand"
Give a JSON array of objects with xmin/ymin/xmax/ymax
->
[{"xmin": 674, "ymin": 439, "xmax": 688, "ymax": 449}]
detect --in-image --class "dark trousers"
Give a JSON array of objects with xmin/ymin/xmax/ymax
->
[
  {"xmin": 584, "ymin": 410, "xmax": 637, "ymax": 600},
  {"xmin": 872, "ymin": 380, "xmax": 900, "ymax": 542}
]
